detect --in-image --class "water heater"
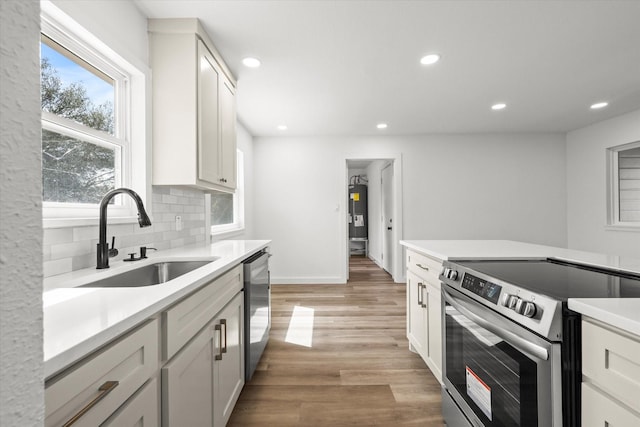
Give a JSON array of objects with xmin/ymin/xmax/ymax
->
[{"xmin": 348, "ymin": 183, "xmax": 368, "ymax": 239}]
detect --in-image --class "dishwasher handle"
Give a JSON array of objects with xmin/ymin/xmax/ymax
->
[{"xmin": 443, "ymin": 288, "xmax": 549, "ymax": 362}]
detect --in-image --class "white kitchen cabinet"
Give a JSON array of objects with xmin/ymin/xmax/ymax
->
[
  {"xmin": 581, "ymin": 317, "xmax": 640, "ymax": 425},
  {"xmin": 162, "ymin": 291, "xmax": 244, "ymax": 427},
  {"xmin": 405, "ymin": 249, "xmax": 443, "ymax": 383},
  {"xmin": 406, "ymin": 270, "xmax": 427, "ymax": 357},
  {"xmin": 149, "ymin": 18, "xmax": 237, "ymax": 192},
  {"xmin": 214, "ymin": 291, "xmax": 245, "ymax": 427},
  {"xmin": 45, "ymin": 319, "xmax": 159, "ymax": 427}
]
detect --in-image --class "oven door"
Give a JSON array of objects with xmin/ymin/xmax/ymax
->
[{"xmin": 442, "ymin": 286, "xmax": 562, "ymax": 427}]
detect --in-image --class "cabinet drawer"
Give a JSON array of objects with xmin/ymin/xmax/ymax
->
[
  {"xmin": 582, "ymin": 319, "xmax": 640, "ymax": 412},
  {"xmin": 406, "ymin": 249, "xmax": 442, "ymax": 282},
  {"xmin": 582, "ymin": 382, "xmax": 640, "ymax": 427},
  {"xmin": 45, "ymin": 319, "xmax": 159, "ymax": 427},
  {"xmin": 102, "ymin": 378, "xmax": 159, "ymax": 426},
  {"xmin": 164, "ymin": 265, "xmax": 242, "ymax": 360}
]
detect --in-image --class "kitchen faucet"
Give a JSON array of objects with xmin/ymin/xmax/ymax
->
[{"xmin": 97, "ymin": 188, "xmax": 152, "ymax": 269}]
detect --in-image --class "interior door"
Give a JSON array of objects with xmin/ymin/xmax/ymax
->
[{"xmin": 381, "ymin": 163, "xmax": 393, "ymax": 273}]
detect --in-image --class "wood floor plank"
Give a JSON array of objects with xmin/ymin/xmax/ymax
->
[{"xmin": 227, "ymin": 256, "xmax": 444, "ymax": 426}]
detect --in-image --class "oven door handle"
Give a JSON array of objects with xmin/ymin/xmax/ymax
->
[{"xmin": 443, "ymin": 289, "xmax": 549, "ymax": 361}]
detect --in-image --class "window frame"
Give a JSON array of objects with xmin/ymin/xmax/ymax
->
[
  {"xmin": 41, "ymin": 2, "xmax": 149, "ymax": 228},
  {"xmin": 208, "ymin": 149, "xmax": 245, "ymax": 237},
  {"xmin": 606, "ymin": 140, "xmax": 640, "ymax": 231}
]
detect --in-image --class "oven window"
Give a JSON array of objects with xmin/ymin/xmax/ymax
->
[{"xmin": 445, "ymin": 305, "xmax": 538, "ymax": 427}]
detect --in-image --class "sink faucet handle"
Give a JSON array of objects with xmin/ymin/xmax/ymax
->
[
  {"xmin": 108, "ymin": 236, "xmax": 118, "ymax": 258},
  {"xmin": 140, "ymin": 246, "xmax": 157, "ymax": 259}
]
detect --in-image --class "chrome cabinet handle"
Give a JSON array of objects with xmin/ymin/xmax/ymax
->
[
  {"xmin": 416, "ymin": 263, "xmax": 429, "ymax": 271},
  {"xmin": 215, "ymin": 323, "xmax": 223, "ymax": 360},
  {"xmin": 62, "ymin": 381, "xmax": 119, "ymax": 427},
  {"xmin": 443, "ymin": 289, "xmax": 549, "ymax": 361},
  {"xmin": 221, "ymin": 319, "xmax": 227, "ymax": 354},
  {"xmin": 417, "ymin": 282, "xmax": 424, "ymax": 306}
]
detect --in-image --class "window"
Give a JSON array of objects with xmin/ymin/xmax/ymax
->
[
  {"xmin": 209, "ymin": 150, "xmax": 244, "ymax": 235},
  {"xmin": 41, "ymin": 3, "xmax": 148, "ymax": 226},
  {"xmin": 607, "ymin": 141, "xmax": 640, "ymax": 227}
]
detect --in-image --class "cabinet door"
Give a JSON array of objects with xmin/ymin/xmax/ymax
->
[
  {"xmin": 406, "ymin": 270, "xmax": 427, "ymax": 358},
  {"xmin": 197, "ymin": 39, "xmax": 220, "ymax": 185},
  {"xmin": 214, "ymin": 292, "xmax": 245, "ymax": 427},
  {"xmin": 162, "ymin": 323, "xmax": 215, "ymax": 427},
  {"xmin": 426, "ymin": 281, "xmax": 442, "ymax": 381},
  {"xmin": 219, "ymin": 75, "xmax": 237, "ymax": 189}
]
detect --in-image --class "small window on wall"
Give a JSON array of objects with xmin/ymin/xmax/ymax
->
[
  {"xmin": 607, "ymin": 141, "xmax": 640, "ymax": 227},
  {"xmin": 210, "ymin": 150, "xmax": 244, "ymax": 235}
]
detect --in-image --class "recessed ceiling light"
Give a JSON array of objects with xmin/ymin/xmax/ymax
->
[
  {"xmin": 242, "ymin": 57, "xmax": 261, "ymax": 68},
  {"xmin": 277, "ymin": 125, "xmax": 288, "ymax": 130},
  {"xmin": 420, "ymin": 54, "xmax": 440, "ymax": 65},
  {"xmin": 376, "ymin": 123, "xmax": 388, "ymax": 129},
  {"xmin": 491, "ymin": 103, "xmax": 507, "ymax": 110},
  {"xmin": 590, "ymin": 102, "xmax": 608, "ymax": 109}
]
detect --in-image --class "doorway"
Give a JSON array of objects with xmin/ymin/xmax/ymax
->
[{"xmin": 344, "ymin": 156, "xmax": 403, "ymax": 283}]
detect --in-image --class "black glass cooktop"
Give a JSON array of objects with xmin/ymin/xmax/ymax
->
[{"xmin": 454, "ymin": 259, "xmax": 640, "ymax": 301}]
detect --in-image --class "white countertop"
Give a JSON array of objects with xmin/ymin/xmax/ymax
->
[
  {"xmin": 568, "ymin": 299, "xmax": 640, "ymax": 336},
  {"xmin": 43, "ymin": 239, "xmax": 270, "ymax": 379},
  {"xmin": 400, "ymin": 240, "xmax": 640, "ymax": 337}
]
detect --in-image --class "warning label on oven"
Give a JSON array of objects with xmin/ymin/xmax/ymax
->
[{"xmin": 466, "ymin": 366, "xmax": 492, "ymax": 420}]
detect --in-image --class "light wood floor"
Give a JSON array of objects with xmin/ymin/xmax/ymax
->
[{"xmin": 227, "ymin": 256, "xmax": 444, "ymax": 426}]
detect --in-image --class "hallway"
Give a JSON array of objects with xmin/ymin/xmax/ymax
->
[{"xmin": 228, "ymin": 256, "xmax": 444, "ymax": 426}]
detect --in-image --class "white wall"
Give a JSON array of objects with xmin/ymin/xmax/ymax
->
[
  {"xmin": 236, "ymin": 122, "xmax": 255, "ymax": 239},
  {"xmin": 0, "ymin": 0, "xmax": 44, "ymax": 424},
  {"xmin": 254, "ymin": 133, "xmax": 567, "ymax": 284},
  {"xmin": 567, "ymin": 109, "xmax": 640, "ymax": 258}
]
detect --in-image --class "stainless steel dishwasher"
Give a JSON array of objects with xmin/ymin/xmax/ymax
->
[{"xmin": 243, "ymin": 250, "xmax": 270, "ymax": 381}]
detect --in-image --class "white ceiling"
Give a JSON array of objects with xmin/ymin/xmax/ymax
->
[{"xmin": 135, "ymin": 0, "xmax": 640, "ymax": 137}]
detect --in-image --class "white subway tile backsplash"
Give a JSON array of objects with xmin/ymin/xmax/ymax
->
[
  {"xmin": 43, "ymin": 228, "xmax": 73, "ymax": 245},
  {"xmin": 43, "ymin": 186, "xmax": 206, "ymax": 277}
]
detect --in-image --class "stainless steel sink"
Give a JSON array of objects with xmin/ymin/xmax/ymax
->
[{"xmin": 80, "ymin": 260, "xmax": 217, "ymax": 288}]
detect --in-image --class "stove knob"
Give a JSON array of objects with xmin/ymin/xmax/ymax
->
[
  {"xmin": 523, "ymin": 302, "xmax": 537, "ymax": 318},
  {"xmin": 442, "ymin": 268, "xmax": 450, "ymax": 279},
  {"xmin": 515, "ymin": 298, "xmax": 529, "ymax": 314},
  {"xmin": 447, "ymin": 270, "xmax": 458, "ymax": 280},
  {"xmin": 501, "ymin": 293, "xmax": 511, "ymax": 307},
  {"xmin": 507, "ymin": 295, "xmax": 520, "ymax": 310}
]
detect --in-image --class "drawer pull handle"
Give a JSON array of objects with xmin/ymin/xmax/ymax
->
[
  {"xmin": 416, "ymin": 263, "xmax": 429, "ymax": 271},
  {"xmin": 215, "ymin": 323, "xmax": 223, "ymax": 360},
  {"xmin": 62, "ymin": 380, "xmax": 119, "ymax": 427},
  {"xmin": 221, "ymin": 319, "xmax": 228, "ymax": 354}
]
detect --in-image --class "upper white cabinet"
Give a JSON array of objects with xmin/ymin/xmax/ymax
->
[{"xmin": 149, "ymin": 19, "xmax": 237, "ymax": 192}]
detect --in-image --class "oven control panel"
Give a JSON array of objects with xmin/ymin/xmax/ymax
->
[
  {"xmin": 440, "ymin": 261, "xmax": 564, "ymax": 341},
  {"xmin": 460, "ymin": 273, "xmax": 502, "ymax": 304}
]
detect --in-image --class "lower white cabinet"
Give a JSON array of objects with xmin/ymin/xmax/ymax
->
[
  {"xmin": 581, "ymin": 318, "xmax": 640, "ymax": 425},
  {"xmin": 405, "ymin": 249, "xmax": 443, "ymax": 383},
  {"xmin": 162, "ymin": 291, "xmax": 244, "ymax": 427},
  {"xmin": 45, "ymin": 319, "xmax": 159, "ymax": 427}
]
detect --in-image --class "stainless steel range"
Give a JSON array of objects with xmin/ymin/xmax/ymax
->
[{"xmin": 439, "ymin": 258, "xmax": 640, "ymax": 427}]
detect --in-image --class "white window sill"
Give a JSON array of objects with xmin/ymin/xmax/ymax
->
[
  {"xmin": 604, "ymin": 224, "xmax": 640, "ymax": 233},
  {"xmin": 210, "ymin": 225, "xmax": 245, "ymax": 240},
  {"xmin": 44, "ymin": 215, "xmax": 141, "ymax": 229}
]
